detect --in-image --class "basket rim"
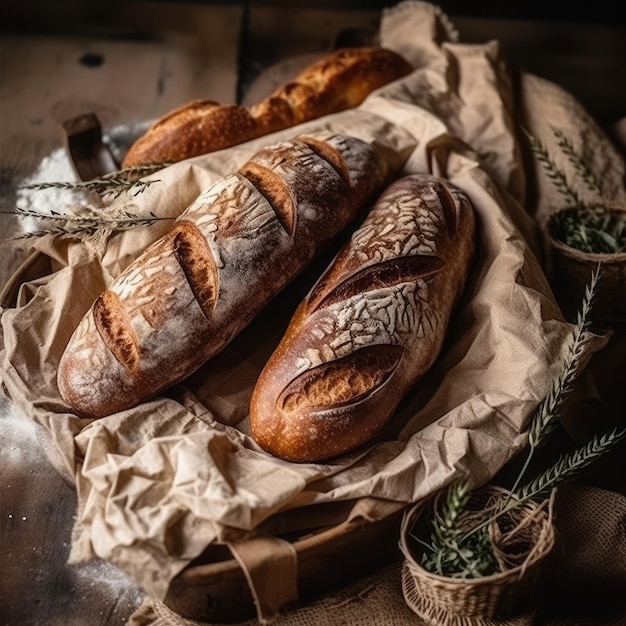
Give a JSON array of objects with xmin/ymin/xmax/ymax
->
[{"xmin": 549, "ymin": 235, "xmax": 626, "ymax": 262}]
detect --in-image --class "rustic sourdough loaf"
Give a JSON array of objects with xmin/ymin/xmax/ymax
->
[
  {"xmin": 57, "ymin": 132, "xmax": 391, "ymax": 419},
  {"xmin": 249, "ymin": 174, "xmax": 476, "ymax": 462},
  {"xmin": 121, "ymin": 47, "xmax": 413, "ymax": 168}
]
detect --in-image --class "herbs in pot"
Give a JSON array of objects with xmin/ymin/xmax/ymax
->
[{"xmin": 550, "ymin": 205, "xmax": 626, "ymax": 255}]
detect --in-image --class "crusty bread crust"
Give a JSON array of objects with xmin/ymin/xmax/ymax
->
[
  {"xmin": 57, "ymin": 132, "xmax": 390, "ymax": 419},
  {"xmin": 121, "ymin": 47, "xmax": 412, "ymax": 168},
  {"xmin": 249, "ymin": 175, "xmax": 476, "ymax": 462}
]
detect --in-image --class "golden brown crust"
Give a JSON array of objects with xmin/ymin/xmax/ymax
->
[
  {"xmin": 121, "ymin": 47, "xmax": 412, "ymax": 168},
  {"xmin": 172, "ymin": 221, "xmax": 220, "ymax": 317},
  {"xmin": 57, "ymin": 132, "xmax": 391, "ymax": 419},
  {"xmin": 93, "ymin": 290, "xmax": 140, "ymax": 373},
  {"xmin": 249, "ymin": 175, "xmax": 476, "ymax": 462}
]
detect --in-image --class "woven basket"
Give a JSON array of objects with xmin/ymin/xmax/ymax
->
[
  {"xmin": 399, "ymin": 486, "xmax": 556, "ymax": 626},
  {"xmin": 548, "ymin": 207, "xmax": 626, "ymax": 326}
]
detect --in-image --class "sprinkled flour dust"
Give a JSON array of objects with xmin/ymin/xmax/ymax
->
[
  {"xmin": 11, "ymin": 122, "xmax": 147, "ymax": 236},
  {"xmin": 70, "ymin": 558, "xmax": 147, "ymax": 607},
  {"xmin": 14, "ymin": 147, "xmax": 91, "ymax": 233},
  {"xmin": 1, "ymin": 396, "xmax": 146, "ymax": 621},
  {"xmin": 0, "ymin": 396, "xmax": 44, "ymax": 466}
]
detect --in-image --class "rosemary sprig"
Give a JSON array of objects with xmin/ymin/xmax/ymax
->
[
  {"xmin": 19, "ymin": 163, "xmax": 171, "ymax": 199},
  {"xmin": 1, "ymin": 206, "xmax": 172, "ymax": 239},
  {"xmin": 551, "ymin": 128, "xmax": 603, "ymax": 195},
  {"xmin": 418, "ymin": 479, "xmax": 498, "ymax": 578},
  {"xmin": 524, "ymin": 128, "xmax": 581, "ymax": 207}
]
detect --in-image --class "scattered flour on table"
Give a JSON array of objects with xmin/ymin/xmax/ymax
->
[
  {"xmin": 1, "ymin": 396, "xmax": 146, "ymax": 616},
  {"xmin": 0, "ymin": 396, "xmax": 45, "ymax": 466},
  {"xmin": 14, "ymin": 147, "xmax": 93, "ymax": 234},
  {"xmin": 71, "ymin": 558, "xmax": 147, "ymax": 607}
]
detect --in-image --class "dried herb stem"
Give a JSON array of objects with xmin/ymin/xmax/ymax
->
[
  {"xmin": 2, "ymin": 206, "xmax": 172, "ymax": 239},
  {"xmin": 19, "ymin": 163, "xmax": 171, "ymax": 199}
]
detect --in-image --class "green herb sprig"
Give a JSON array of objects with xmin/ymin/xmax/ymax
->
[
  {"xmin": 525, "ymin": 126, "xmax": 626, "ymax": 254},
  {"xmin": 416, "ymin": 269, "xmax": 623, "ymax": 578},
  {"xmin": 551, "ymin": 128, "xmax": 603, "ymax": 196},
  {"xmin": 416, "ymin": 480, "xmax": 498, "ymax": 579},
  {"xmin": 550, "ymin": 206, "xmax": 626, "ymax": 254},
  {"xmin": 524, "ymin": 128, "xmax": 581, "ymax": 207}
]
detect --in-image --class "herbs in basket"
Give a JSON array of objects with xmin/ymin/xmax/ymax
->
[
  {"xmin": 525, "ymin": 125, "xmax": 626, "ymax": 255},
  {"xmin": 525, "ymin": 126, "xmax": 626, "ymax": 323},
  {"xmin": 399, "ymin": 268, "xmax": 626, "ymax": 625},
  {"xmin": 549, "ymin": 205, "xmax": 626, "ymax": 256}
]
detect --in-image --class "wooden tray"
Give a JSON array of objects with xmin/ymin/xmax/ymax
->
[{"xmin": 164, "ymin": 499, "xmax": 407, "ymax": 623}]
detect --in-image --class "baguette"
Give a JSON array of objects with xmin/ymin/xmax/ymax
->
[
  {"xmin": 57, "ymin": 132, "xmax": 391, "ymax": 419},
  {"xmin": 249, "ymin": 174, "xmax": 476, "ymax": 462},
  {"xmin": 121, "ymin": 47, "xmax": 412, "ymax": 168}
]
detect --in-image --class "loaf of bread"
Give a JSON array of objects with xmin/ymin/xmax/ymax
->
[
  {"xmin": 249, "ymin": 174, "xmax": 476, "ymax": 462},
  {"xmin": 57, "ymin": 132, "xmax": 391, "ymax": 419},
  {"xmin": 121, "ymin": 47, "xmax": 412, "ymax": 168}
]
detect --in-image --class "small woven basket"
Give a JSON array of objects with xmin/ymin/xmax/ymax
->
[
  {"xmin": 548, "ymin": 205, "xmax": 626, "ymax": 326},
  {"xmin": 399, "ymin": 486, "xmax": 556, "ymax": 626}
]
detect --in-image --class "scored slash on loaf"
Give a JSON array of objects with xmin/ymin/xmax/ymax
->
[
  {"xmin": 57, "ymin": 132, "xmax": 392, "ymax": 419},
  {"xmin": 121, "ymin": 47, "xmax": 413, "ymax": 168},
  {"xmin": 249, "ymin": 175, "xmax": 476, "ymax": 463}
]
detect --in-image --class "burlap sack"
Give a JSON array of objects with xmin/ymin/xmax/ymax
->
[{"xmin": 1, "ymin": 1, "xmax": 620, "ymax": 623}]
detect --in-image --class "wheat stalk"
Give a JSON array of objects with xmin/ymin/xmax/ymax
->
[
  {"xmin": 524, "ymin": 128, "xmax": 581, "ymax": 207},
  {"xmin": 504, "ymin": 266, "xmax": 599, "ymax": 504},
  {"xmin": 512, "ymin": 426, "xmax": 626, "ymax": 504},
  {"xmin": 1, "ymin": 206, "xmax": 172, "ymax": 239},
  {"xmin": 552, "ymin": 127, "xmax": 603, "ymax": 195},
  {"xmin": 462, "ymin": 425, "xmax": 626, "ymax": 543},
  {"xmin": 529, "ymin": 265, "xmax": 599, "ymax": 449},
  {"xmin": 19, "ymin": 163, "xmax": 171, "ymax": 199}
]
